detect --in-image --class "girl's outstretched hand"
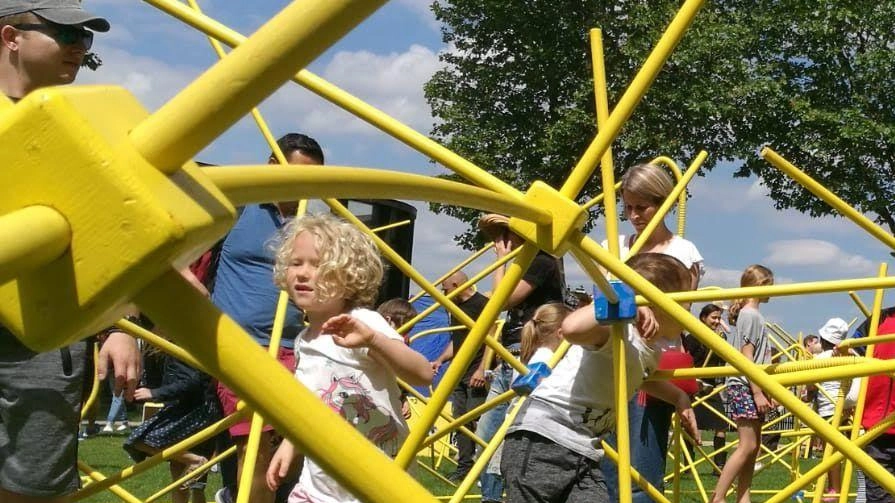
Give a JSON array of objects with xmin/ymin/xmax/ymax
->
[{"xmin": 324, "ymin": 314, "xmax": 379, "ymax": 348}]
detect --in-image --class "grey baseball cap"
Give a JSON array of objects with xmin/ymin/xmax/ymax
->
[{"xmin": 0, "ymin": 0, "xmax": 110, "ymax": 32}]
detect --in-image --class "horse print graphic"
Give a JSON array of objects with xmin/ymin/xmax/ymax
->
[{"xmin": 319, "ymin": 374, "xmax": 401, "ymax": 454}]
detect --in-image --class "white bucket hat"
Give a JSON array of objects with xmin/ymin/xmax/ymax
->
[{"xmin": 817, "ymin": 317, "xmax": 848, "ymax": 346}]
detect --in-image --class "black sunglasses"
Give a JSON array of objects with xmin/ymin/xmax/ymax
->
[{"xmin": 13, "ymin": 23, "xmax": 93, "ymax": 50}]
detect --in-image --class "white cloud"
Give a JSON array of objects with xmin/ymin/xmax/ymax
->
[
  {"xmin": 77, "ymin": 47, "xmax": 202, "ymax": 111},
  {"xmin": 262, "ymin": 44, "xmax": 442, "ymax": 138},
  {"xmin": 763, "ymin": 239, "xmax": 876, "ymax": 276}
]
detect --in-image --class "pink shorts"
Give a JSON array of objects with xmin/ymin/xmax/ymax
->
[{"xmin": 217, "ymin": 346, "xmax": 296, "ymax": 437}]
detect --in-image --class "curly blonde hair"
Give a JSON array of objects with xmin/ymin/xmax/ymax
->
[{"xmin": 273, "ymin": 214, "xmax": 384, "ymax": 309}]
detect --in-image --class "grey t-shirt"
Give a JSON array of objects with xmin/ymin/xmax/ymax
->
[{"xmin": 725, "ymin": 307, "xmax": 771, "ymax": 387}]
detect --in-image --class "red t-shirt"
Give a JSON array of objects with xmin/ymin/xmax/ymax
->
[
  {"xmin": 861, "ymin": 315, "xmax": 895, "ymax": 434},
  {"xmin": 640, "ymin": 348, "xmax": 698, "ymax": 405}
]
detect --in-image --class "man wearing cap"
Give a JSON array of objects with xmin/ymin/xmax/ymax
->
[{"xmin": 0, "ymin": 3, "xmax": 141, "ymax": 502}]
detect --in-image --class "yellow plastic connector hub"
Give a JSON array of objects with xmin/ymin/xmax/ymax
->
[
  {"xmin": 509, "ymin": 181, "xmax": 586, "ymax": 256},
  {"xmin": 0, "ymin": 86, "xmax": 235, "ymax": 351}
]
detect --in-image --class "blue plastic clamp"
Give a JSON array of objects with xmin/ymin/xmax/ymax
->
[
  {"xmin": 511, "ymin": 361, "xmax": 552, "ymax": 395},
  {"xmin": 592, "ymin": 280, "xmax": 637, "ymax": 325}
]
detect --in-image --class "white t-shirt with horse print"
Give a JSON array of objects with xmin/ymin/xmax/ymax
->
[{"xmin": 288, "ymin": 308, "xmax": 408, "ymax": 503}]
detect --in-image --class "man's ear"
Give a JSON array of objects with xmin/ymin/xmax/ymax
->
[
  {"xmin": 0, "ymin": 25, "xmax": 20, "ymax": 51},
  {"xmin": 268, "ymin": 155, "xmax": 278, "ymax": 165}
]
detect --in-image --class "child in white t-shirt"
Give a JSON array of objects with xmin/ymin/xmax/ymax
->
[
  {"xmin": 810, "ymin": 317, "xmax": 859, "ymax": 501},
  {"xmin": 500, "ymin": 253, "xmax": 698, "ymax": 503},
  {"xmin": 265, "ymin": 214, "xmax": 432, "ymax": 503}
]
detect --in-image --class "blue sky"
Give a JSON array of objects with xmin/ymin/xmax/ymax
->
[{"xmin": 80, "ymin": 1, "xmax": 893, "ymax": 337}]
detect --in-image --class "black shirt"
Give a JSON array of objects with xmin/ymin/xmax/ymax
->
[
  {"xmin": 682, "ymin": 331, "xmax": 727, "ymax": 386},
  {"xmin": 449, "ymin": 291, "xmax": 489, "ymax": 382},
  {"xmin": 502, "ymin": 252, "xmax": 565, "ymax": 347}
]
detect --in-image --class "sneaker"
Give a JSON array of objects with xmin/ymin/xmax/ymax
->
[
  {"xmin": 78, "ymin": 424, "xmax": 101, "ymax": 440},
  {"xmin": 215, "ymin": 487, "xmax": 234, "ymax": 503},
  {"xmin": 115, "ymin": 422, "xmax": 129, "ymax": 432},
  {"xmin": 754, "ymin": 462, "xmax": 764, "ymax": 471},
  {"xmin": 101, "ymin": 424, "xmax": 114, "ymax": 433},
  {"xmin": 447, "ymin": 470, "xmax": 469, "ymax": 484}
]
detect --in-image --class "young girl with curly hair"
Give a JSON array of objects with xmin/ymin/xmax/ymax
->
[{"xmin": 265, "ymin": 214, "xmax": 432, "ymax": 502}]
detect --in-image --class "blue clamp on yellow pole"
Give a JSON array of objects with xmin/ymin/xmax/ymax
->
[
  {"xmin": 511, "ymin": 361, "xmax": 551, "ymax": 395},
  {"xmin": 593, "ymin": 280, "xmax": 636, "ymax": 325}
]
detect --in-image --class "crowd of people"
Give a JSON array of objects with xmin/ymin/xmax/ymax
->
[{"xmin": 2, "ymin": 3, "xmax": 895, "ymax": 503}]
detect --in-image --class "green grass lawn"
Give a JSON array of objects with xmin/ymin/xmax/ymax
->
[
  {"xmin": 76, "ymin": 431, "xmax": 466, "ymax": 503},
  {"xmin": 76, "ymin": 432, "xmax": 853, "ymax": 503}
]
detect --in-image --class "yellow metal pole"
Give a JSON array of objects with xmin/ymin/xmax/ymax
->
[
  {"xmin": 237, "ymin": 293, "xmax": 292, "ymax": 503},
  {"xmin": 810, "ymin": 369, "xmax": 851, "ymax": 503},
  {"xmin": 371, "ymin": 219, "xmax": 412, "ymax": 233},
  {"xmin": 203, "ymin": 166, "xmax": 550, "ymax": 225},
  {"xmin": 401, "ymin": 247, "xmax": 523, "ymax": 332},
  {"xmin": 581, "ymin": 181, "xmax": 622, "ymax": 211},
  {"xmin": 80, "ymin": 343, "xmax": 100, "ymax": 421},
  {"xmin": 839, "ymin": 332, "xmax": 895, "ymax": 350},
  {"xmin": 651, "ymin": 356, "xmax": 895, "ymax": 387},
  {"xmin": 560, "ymin": 0, "xmax": 705, "ymax": 199},
  {"xmin": 408, "ymin": 325, "xmax": 464, "ymax": 344},
  {"xmin": 395, "ymin": 244, "xmax": 538, "ymax": 468},
  {"xmin": 628, "ymin": 151, "xmax": 707, "ymax": 257},
  {"xmin": 327, "ymin": 197, "xmax": 527, "ymax": 379},
  {"xmin": 186, "ymin": 0, "xmax": 311, "ymax": 219},
  {"xmin": 0, "ymin": 206, "xmax": 70, "ymax": 283},
  {"xmin": 135, "ymin": 269, "xmax": 440, "ymax": 503},
  {"xmin": 601, "ymin": 443, "xmax": 672, "ymax": 503},
  {"xmin": 611, "ymin": 324, "xmax": 633, "ymax": 503},
  {"xmin": 407, "ymin": 243, "xmax": 494, "ymax": 303},
  {"xmin": 761, "ymin": 148, "xmax": 895, "ymax": 252},
  {"xmin": 763, "ymin": 414, "xmax": 895, "ymax": 503},
  {"xmin": 447, "ymin": 395, "xmax": 528, "ymax": 503},
  {"xmin": 141, "ymin": 0, "xmax": 523, "ymax": 197},
  {"xmin": 651, "ymin": 156, "xmax": 688, "ymax": 236},
  {"xmin": 76, "ymin": 461, "xmax": 143, "ymax": 503},
  {"xmin": 421, "ymin": 389, "xmax": 516, "ymax": 449},
  {"xmin": 400, "ymin": 384, "xmax": 485, "ymax": 449},
  {"xmin": 445, "ymin": 341, "xmax": 576, "ymax": 502},
  {"xmin": 131, "ymin": 0, "xmax": 386, "ymax": 172},
  {"xmin": 570, "ymin": 246, "xmax": 618, "ymax": 303},
  {"xmin": 636, "ymin": 275, "xmax": 895, "ymax": 305},
  {"xmin": 589, "ymin": 28, "xmax": 620, "ymax": 260},
  {"xmin": 145, "ymin": 447, "xmax": 236, "ymax": 503},
  {"xmin": 574, "ymin": 233, "xmax": 895, "ymax": 496},
  {"xmin": 849, "ymin": 291, "xmax": 872, "ymax": 319},
  {"xmin": 838, "ymin": 264, "xmax": 887, "ymax": 503},
  {"xmin": 116, "ymin": 318, "xmax": 205, "ymax": 371},
  {"xmin": 74, "ymin": 407, "xmax": 249, "ymax": 500}
]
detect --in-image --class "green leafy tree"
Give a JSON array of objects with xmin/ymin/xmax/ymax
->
[{"xmin": 424, "ymin": 1, "xmax": 895, "ymax": 248}]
